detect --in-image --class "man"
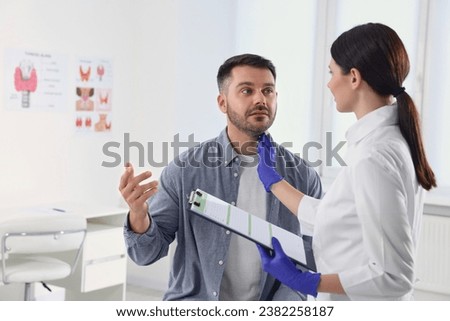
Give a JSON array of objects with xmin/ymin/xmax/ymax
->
[{"xmin": 120, "ymin": 54, "xmax": 322, "ymax": 300}]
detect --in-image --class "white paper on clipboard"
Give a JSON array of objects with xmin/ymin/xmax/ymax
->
[{"xmin": 188, "ymin": 188, "xmax": 315, "ymax": 271}]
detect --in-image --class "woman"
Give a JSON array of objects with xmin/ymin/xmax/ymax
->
[{"xmin": 257, "ymin": 23, "xmax": 436, "ymax": 300}]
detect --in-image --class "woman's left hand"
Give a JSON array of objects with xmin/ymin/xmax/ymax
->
[{"xmin": 257, "ymin": 237, "xmax": 321, "ymax": 297}]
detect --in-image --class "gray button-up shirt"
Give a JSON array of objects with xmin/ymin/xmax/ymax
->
[{"xmin": 124, "ymin": 129, "xmax": 322, "ymax": 300}]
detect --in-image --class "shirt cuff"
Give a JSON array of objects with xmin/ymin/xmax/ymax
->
[{"xmin": 124, "ymin": 211, "xmax": 155, "ymax": 244}]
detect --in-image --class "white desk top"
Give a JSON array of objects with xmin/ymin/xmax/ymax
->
[
  {"xmin": 47, "ymin": 202, "xmax": 129, "ymax": 219},
  {"xmin": 0, "ymin": 202, "xmax": 128, "ymax": 222}
]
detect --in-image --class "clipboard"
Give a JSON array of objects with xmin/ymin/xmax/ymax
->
[{"xmin": 188, "ymin": 188, "xmax": 316, "ymax": 271}]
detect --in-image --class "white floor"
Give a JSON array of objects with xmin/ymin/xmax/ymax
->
[
  {"xmin": 413, "ymin": 289, "xmax": 450, "ymax": 301},
  {"xmin": 125, "ymin": 285, "xmax": 450, "ymax": 301},
  {"xmin": 126, "ymin": 284, "xmax": 165, "ymax": 301}
]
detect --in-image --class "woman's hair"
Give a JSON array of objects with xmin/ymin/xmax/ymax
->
[{"xmin": 330, "ymin": 23, "xmax": 436, "ymax": 190}]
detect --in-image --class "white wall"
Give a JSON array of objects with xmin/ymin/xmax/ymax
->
[
  {"xmin": 0, "ymin": 0, "xmax": 136, "ymax": 207},
  {"xmin": 173, "ymin": 0, "xmax": 237, "ymax": 143},
  {"xmin": 235, "ymin": 0, "xmax": 318, "ymax": 153},
  {"xmin": 0, "ymin": 0, "xmax": 239, "ymax": 293}
]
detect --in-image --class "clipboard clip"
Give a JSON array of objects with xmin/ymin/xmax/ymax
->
[
  {"xmin": 188, "ymin": 190, "xmax": 203, "ymax": 207},
  {"xmin": 188, "ymin": 191, "xmax": 196, "ymax": 204}
]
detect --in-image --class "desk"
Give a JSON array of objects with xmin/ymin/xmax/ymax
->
[{"xmin": 0, "ymin": 203, "xmax": 128, "ymax": 301}]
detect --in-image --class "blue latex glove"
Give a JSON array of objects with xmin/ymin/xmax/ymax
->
[
  {"xmin": 257, "ymin": 133, "xmax": 283, "ymax": 192},
  {"xmin": 257, "ymin": 237, "xmax": 321, "ymax": 297}
]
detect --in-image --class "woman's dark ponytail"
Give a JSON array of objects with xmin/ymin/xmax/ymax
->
[{"xmin": 396, "ymin": 92, "xmax": 436, "ymax": 190}]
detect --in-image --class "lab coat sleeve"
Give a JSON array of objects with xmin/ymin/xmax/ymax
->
[
  {"xmin": 338, "ymin": 151, "xmax": 415, "ymax": 300},
  {"xmin": 296, "ymin": 195, "xmax": 321, "ymax": 236}
]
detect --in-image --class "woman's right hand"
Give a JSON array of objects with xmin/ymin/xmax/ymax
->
[{"xmin": 257, "ymin": 133, "xmax": 283, "ymax": 192}]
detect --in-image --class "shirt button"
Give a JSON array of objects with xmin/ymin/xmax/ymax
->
[
  {"xmin": 218, "ymin": 260, "xmax": 224, "ymax": 265},
  {"xmin": 213, "ymin": 291, "xmax": 218, "ymax": 297},
  {"xmin": 231, "ymin": 201, "xmax": 236, "ymax": 206},
  {"xmin": 226, "ymin": 230, "xmax": 230, "ymax": 235}
]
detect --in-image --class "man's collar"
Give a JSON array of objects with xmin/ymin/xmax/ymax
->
[
  {"xmin": 217, "ymin": 128, "xmax": 268, "ymax": 166},
  {"xmin": 217, "ymin": 128, "xmax": 239, "ymax": 166}
]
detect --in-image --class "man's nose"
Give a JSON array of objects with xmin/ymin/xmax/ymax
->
[{"xmin": 254, "ymin": 91, "xmax": 267, "ymax": 106}]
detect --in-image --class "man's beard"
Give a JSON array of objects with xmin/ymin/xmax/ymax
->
[{"xmin": 226, "ymin": 104, "xmax": 276, "ymax": 137}]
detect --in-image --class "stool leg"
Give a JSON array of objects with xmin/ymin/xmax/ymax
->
[{"xmin": 24, "ymin": 283, "xmax": 32, "ymax": 301}]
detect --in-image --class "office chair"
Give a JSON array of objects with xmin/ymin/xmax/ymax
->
[{"xmin": 0, "ymin": 212, "xmax": 86, "ymax": 300}]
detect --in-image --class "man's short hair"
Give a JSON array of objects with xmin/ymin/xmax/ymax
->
[{"xmin": 216, "ymin": 53, "xmax": 276, "ymax": 92}]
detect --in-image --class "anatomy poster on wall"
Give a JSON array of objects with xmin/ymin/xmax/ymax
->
[
  {"xmin": 4, "ymin": 48, "xmax": 68, "ymax": 111},
  {"xmin": 75, "ymin": 57, "xmax": 113, "ymax": 133}
]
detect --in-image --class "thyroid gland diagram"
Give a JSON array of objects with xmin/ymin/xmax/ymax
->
[
  {"xmin": 79, "ymin": 65, "xmax": 91, "ymax": 82},
  {"xmin": 97, "ymin": 64, "xmax": 105, "ymax": 81},
  {"xmin": 14, "ymin": 60, "xmax": 38, "ymax": 108}
]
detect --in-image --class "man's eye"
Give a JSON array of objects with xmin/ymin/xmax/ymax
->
[
  {"xmin": 242, "ymin": 88, "xmax": 252, "ymax": 94},
  {"xmin": 264, "ymin": 88, "xmax": 274, "ymax": 94}
]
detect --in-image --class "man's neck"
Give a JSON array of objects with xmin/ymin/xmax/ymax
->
[{"xmin": 226, "ymin": 128, "xmax": 258, "ymax": 156}]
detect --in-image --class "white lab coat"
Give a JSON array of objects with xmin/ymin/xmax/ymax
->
[{"xmin": 298, "ymin": 104, "xmax": 424, "ymax": 300}]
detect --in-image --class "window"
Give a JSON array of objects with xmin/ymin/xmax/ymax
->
[{"xmin": 422, "ymin": 0, "xmax": 450, "ymax": 190}]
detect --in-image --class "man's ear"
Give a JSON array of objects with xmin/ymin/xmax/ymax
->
[{"xmin": 217, "ymin": 93, "xmax": 227, "ymax": 113}]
